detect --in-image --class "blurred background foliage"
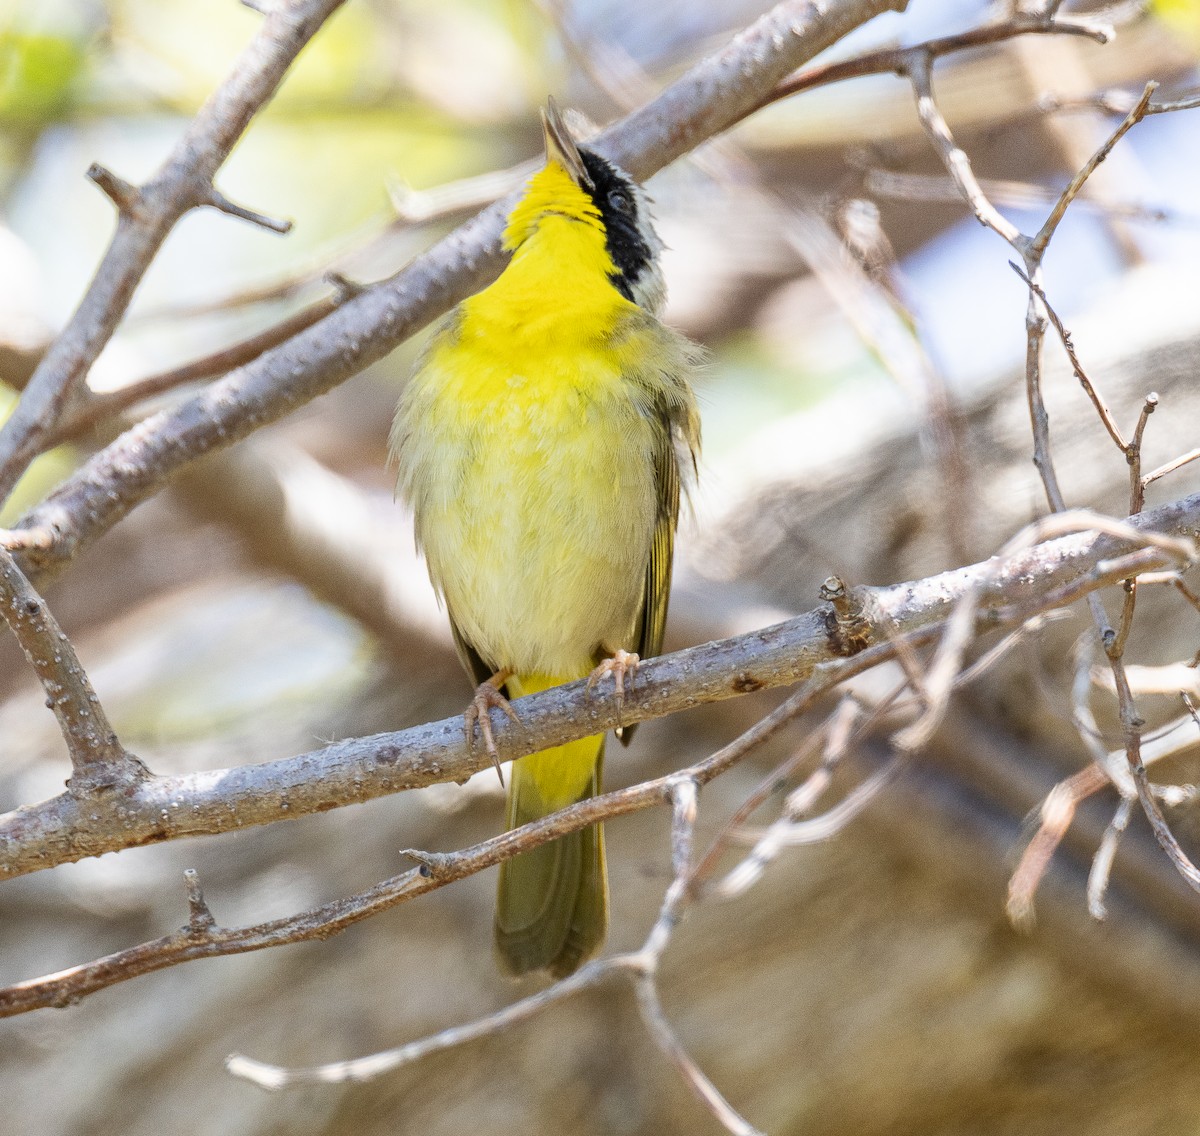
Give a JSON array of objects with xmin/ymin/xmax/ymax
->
[{"xmin": 5, "ymin": 1, "xmax": 1200, "ymax": 1133}]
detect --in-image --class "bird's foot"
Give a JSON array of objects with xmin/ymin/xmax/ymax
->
[
  {"xmin": 464, "ymin": 670, "xmax": 519, "ymax": 785},
  {"xmin": 587, "ymin": 649, "xmax": 640, "ymax": 723}
]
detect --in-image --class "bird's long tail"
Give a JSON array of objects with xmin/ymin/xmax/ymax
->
[{"xmin": 494, "ymin": 673, "xmax": 608, "ymax": 978}]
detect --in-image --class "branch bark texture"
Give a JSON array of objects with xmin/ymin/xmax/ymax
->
[{"xmin": 3, "ymin": 491, "xmax": 1196, "ymax": 881}]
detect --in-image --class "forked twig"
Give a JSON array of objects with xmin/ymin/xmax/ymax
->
[
  {"xmin": 230, "ymin": 778, "xmax": 764, "ymax": 1135},
  {"xmin": 883, "ymin": 21, "xmax": 1200, "ymax": 913}
]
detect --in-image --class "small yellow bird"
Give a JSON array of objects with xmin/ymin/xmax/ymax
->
[{"xmin": 391, "ymin": 100, "xmax": 700, "ymax": 978}]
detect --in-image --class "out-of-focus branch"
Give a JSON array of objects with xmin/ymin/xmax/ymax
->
[
  {"xmin": 767, "ymin": 7, "xmax": 1112, "ymax": 105},
  {"xmin": 169, "ymin": 440, "xmax": 458, "ymax": 667},
  {"xmin": 4, "ymin": 1, "xmax": 1134, "ymax": 488},
  {"xmin": 50, "ymin": 295, "xmax": 342, "ymax": 444},
  {"xmin": 6, "ymin": 0, "xmax": 905, "ymax": 586},
  {"xmin": 227, "ymin": 780, "xmax": 756, "ymax": 1136},
  {"xmin": 0, "ymin": 0, "xmax": 347, "ymax": 503},
  {"xmin": 2, "ymin": 492, "xmax": 1196, "ymax": 883},
  {"xmin": 0, "ymin": 548, "xmax": 140, "ymax": 792},
  {"xmin": 860, "ymin": 165, "xmax": 1176, "ymax": 222}
]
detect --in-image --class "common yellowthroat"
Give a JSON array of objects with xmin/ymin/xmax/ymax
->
[{"xmin": 391, "ymin": 101, "xmax": 700, "ymax": 978}]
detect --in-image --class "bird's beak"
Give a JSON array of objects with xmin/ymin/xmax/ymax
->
[{"xmin": 541, "ymin": 97, "xmax": 593, "ymax": 190}]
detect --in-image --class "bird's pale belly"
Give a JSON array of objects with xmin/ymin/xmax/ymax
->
[{"xmin": 418, "ymin": 378, "xmax": 658, "ymax": 677}]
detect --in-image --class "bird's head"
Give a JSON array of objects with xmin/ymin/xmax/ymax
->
[{"xmin": 502, "ymin": 99, "xmax": 666, "ymax": 315}]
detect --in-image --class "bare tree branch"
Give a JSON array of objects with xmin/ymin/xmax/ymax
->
[
  {"xmin": 3, "ymin": 492, "xmax": 1197, "ymax": 882},
  {"xmin": 223, "ymin": 779, "xmax": 764, "ymax": 1133},
  {"xmin": 6, "ymin": 0, "xmax": 905, "ymax": 587},
  {"xmin": 1144, "ymin": 447, "xmax": 1200, "ymax": 489},
  {"xmin": 1009, "ymin": 263, "xmax": 1127, "ymax": 450},
  {"xmin": 0, "ymin": 0, "xmax": 349, "ymax": 503},
  {"xmin": 1029, "ymin": 82, "xmax": 1157, "ymax": 261},
  {"xmin": 0, "ymin": 547, "xmax": 140, "ymax": 791},
  {"xmin": 769, "ymin": 7, "xmax": 1113, "ymax": 106},
  {"xmin": 201, "ymin": 186, "xmax": 293, "ymax": 234},
  {"xmin": 46, "ymin": 296, "xmax": 342, "ymax": 445},
  {"xmin": 227, "ymin": 959, "xmax": 621, "ymax": 1087},
  {"xmin": 901, "ymin": 49, "xmax": 1200, "ymax": 909}
]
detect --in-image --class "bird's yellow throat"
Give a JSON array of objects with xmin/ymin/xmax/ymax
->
[{"xmin": 463, "ymin": 160, "xmax": 632, "ymax": 340}]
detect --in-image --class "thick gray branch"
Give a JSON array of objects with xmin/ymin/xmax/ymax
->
[{"xmin": 2, "ymin": 491, "xmax": 1196, "ymax": 880}]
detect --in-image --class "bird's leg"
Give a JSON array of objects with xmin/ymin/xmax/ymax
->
[
  {"xmin": 464, "ymin": 669, "xmax": 519, "ymax": 785},
  {"xmin": 587, "ymin": 648, "xmax": 640, "ymax": 723}
]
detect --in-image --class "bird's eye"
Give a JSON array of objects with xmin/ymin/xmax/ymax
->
[{"xmin": 607, "ymin": 188, "xmax": 632, "ymax": 214}]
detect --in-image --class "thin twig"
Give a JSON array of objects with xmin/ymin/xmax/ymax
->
[
  {"xmin": 1128, "ymin": 393, "xmax": 1158, "ymax": 515},
  {"xmin": 1146, "ymin": 92, "xmax": 1200, "ymax": 115},
  {"xmin": 1029, "ymin": 82, "xmax": 1158, "ymax": 261},
  {"xmin": 768, "ymin": 10, "xmax": 1112, "ymax": 106},
  {"xmin": 908, "ymin": 53, "xmax": 1024, "ymax": 245},
  {"xmin": 628, "ymin": 779, "xmax": 763, "ymax": 1136},
  {"xmin": 388, "ymin": 164, "xmax": 534, "ymax": 224},
  {"xmin": 1143, "ymin": 447, "xmax": 1200, "ymax": 490},
  {"xmin": 1073, "ymin": 633, "xmax": 1135, "ymax": 795},
  {"xmin": 1006, "ymin": 767, "xmax": 1107, "ymax": 928},
  {"xmin": 723, "ymin": 757, "xmax": 904, "ymax": 853},
  {"xmin": 1109, "ymin": 653, "xmax": 1200, "ymax": 893},
  {"xmin": 631, "ymin": 973, "xmax": 763, "ymax": 1136},
  {"xmin": 861, "ymin": 166, "xmax": 1179, "ymax": 224},
  {"xmin": 692, "ymin": 686, "xmax": 905, "ymax": 895},
  {"xmin": 0, "ymin": 546, "xmax": 136, "ymax": 789},
  {"xmin": 1008, "ymin": 263, "xmax": 1126, "ymax": 450},
  {"xmin": 892, "ymin": 577, "xmax": 978, "ymax": 753},
  {"xmin": 228, "ymin": 959, "xmax": 615, "ymax": 1086},
  {"xmin": 1008, "ymin": 664, "xmax": 1200, "ymax": 926},
  {"xmin": 229, "ymin": 775, "xmax": 761, "ymax": 1134},
  {"xmin": 687, "ymin": 726, "xmax": 830, "ymax": 893},
  {"xmin": 953, "ymin": 611, "xmax": 1069, "ymax": 688},
  {"xmin": 202, "ymin": 187, "xmax": 293, "ymax": 234},
  {"xmin": 47, "ymin": 297, "xmax": 341, "ymax": 443},
  {"xmin": 717, "ymin": 758, "xmax": 902, "ymax": 898},
  {"xmin": 1172, "ymin": 576, "xmax": 1200, "ymax": 617},
  {"xmin": 1086, "ymin": 797, "xmax": 1133, "ymax": 921},
  {"xmin": 705, "ymin": 612, "xmax": 1057, "ymax": 898}
]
